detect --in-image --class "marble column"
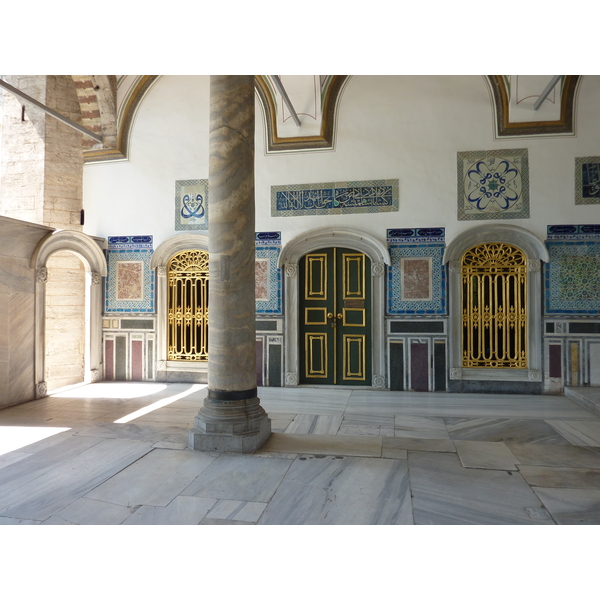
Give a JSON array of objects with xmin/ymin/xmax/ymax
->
[{"xmin": 189, "ymin": 75, "xmax": 271, "ymax": 453}]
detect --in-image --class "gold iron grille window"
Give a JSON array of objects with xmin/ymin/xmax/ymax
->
[
  {"xmin": 167, "ymin": 250, "xmax": 209, "ymax": 361},
  {"xmin": 461, "ymin": 243, "xmax": 527, "ymax": 369}
]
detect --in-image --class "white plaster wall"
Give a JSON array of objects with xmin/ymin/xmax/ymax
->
[{"xmin": 83, "ymin": 75, "xmax": 600, "ymax": 248}]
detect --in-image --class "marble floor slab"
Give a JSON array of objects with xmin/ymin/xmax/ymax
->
[
  {"xmin": 74, "ymin": 422, "xmax": 190, "ymax": 446},
  {"xmin": 85, "ymin": 448, "xmax": 217, "ymax": 507},
  {"xmin": 258, "ymin": 433, "xmax": 383, "ymax": 457},
  {"xmin": 545, "ymin": 420, "xmax": 600, "ymax": 447},
  {"xmin": 202, "ymin": 499, "xmax": 267, "ymax": 524},
  {"xmin": 283, "ymin": 414, "xmax": 342, "ymax": 435},
  {"xmin": 506, "ymin": 443, "xmax": 600, "ymax": 469},
  {"xmin": 0, "ymin": 438, "xmax": 153, "ymax": 521},
  {"xmin": 454, "ymin": 440, "xmax": 521, "ymax": 470},
  {"xmin": 532, "ymin": 487, "xmax": 600, "ymax": 524},
  {"xmin": 517, "ymin": 465, "xmax": 600, "ymax": 489},
  {"xmin": 444, "ymin": 418, "xmax": 571, "ymax": 445},
  {"xmin": 181, "ymin": 454, "xmax": 293, "ymax": 503},
  {"xmin": 122, "ymin": 496, "xmax": 218, "ymax": 525},
  {"xmin": 268, "ymin": 413, "xmax": 297, "ymax": 432},
  {"xmin": 394, "ymin": 416, "xmax": 450, "ymax": 439},
  {"xmin": 383, "ymin": 437, "xmax": 455, "ymax": 455},
  {"xmin": 54, "ymin": 497, "xmax": 138, "ymax": 525},
  {"xmin": 258, "ymin": 387, "xmax": 351, "ymax": 416},
  {"xmin": 260, "ymin": 455, "xmax": 413, "ymax": 525},
  {"xmin": 408, "ymin": 451, "xmax": 555, "ymax": 525}
]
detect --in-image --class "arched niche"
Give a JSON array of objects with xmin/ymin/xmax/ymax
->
[
  {"xmin": 30, "ymin": 230, "xmax": 108, "ymax": 396},
  {"xmin": 443, "ymin": 224, "xmax": 548, "ymax": 392},
  {"xmin": 279, "ymin": 227, "xmax": 391, "ymax": 388},
  {"xmin": 151, "ymin": 233, "xmax": 209, "ymax": 382}
]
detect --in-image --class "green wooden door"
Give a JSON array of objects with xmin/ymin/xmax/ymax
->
[{"xmin": 299, "ymin": 247, "xmax": 372, "ymax": 385}]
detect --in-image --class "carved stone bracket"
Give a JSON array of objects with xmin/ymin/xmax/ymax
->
[
  {"xmin": 36, "ymin": 381, "xmax": 48, "ymax": 398},
  {"xmin": 371, "ymin": 262, "xmax": 385, "ymax": 277},
  {"xmin": 285, "ymin": 372, "xmax": 298, "ymax": 386},
  {"xmin": 449, "ymin": 260, "xmax": 461, "ymax": 274},
  {"xmin": 450, "ymin": 368, "xmax": 463, "ymax": 380},
  {"xmin": 528, "ymin": 369, "xmax": 542, "ymax": 382},
  {"xmin": 372, "ymin": 374, "xmax": 385, "ymax": 388},
  {"xmin": 284, "ymin": 264, "xmax": 297, "ymax": 278},
  {"xmin": 36, "ymin": 267, "xmax": 48, "ymax": 283}
]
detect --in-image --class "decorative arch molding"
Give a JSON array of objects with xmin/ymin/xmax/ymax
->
[
  {"xmin": 280, "ymin": 227, "xmax": 390, "ymax": 388},
  {"xmin": 487, "ymin": 75, "xmax": 581, "ymax": 138},
  {"xmin": 444, "ymin": 224, "xmax": 547, "ymax": 390},
  {"xmin": 255, "ymin": 75, "xmax": 350, "ymax": 153},
  {"xmin": 84, "ymin": 75, "xmax": 159, "ymax": 163},
  {"xmin": 151, "ymin": 233, "xmax": 210, "ymax": 381},
  {"xmin": 30, "ymin": 230, "xmax": 108, "ymax": 396}
]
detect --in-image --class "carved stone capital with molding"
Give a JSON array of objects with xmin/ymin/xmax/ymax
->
[{"xmin": 36, "ymin": 267, "xmax": 48, "ymax": 283}]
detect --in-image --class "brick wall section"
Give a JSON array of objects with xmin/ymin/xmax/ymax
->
[{"xmin": 72, "ymin": 75, "xmax": 118, "ymax": 151}]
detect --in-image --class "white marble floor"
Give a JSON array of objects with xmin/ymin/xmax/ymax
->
[{"xmin": 1, "ymin": 381, "xmax": 600, "ymax": 525}]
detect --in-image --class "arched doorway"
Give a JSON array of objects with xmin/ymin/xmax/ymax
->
[
  {"xmin": 279, "ymin": 227, "xmax": 390, "ymax": 388},
  {"xmin": 31, "ymin": 230, "xmax": 107, "ymax": 397},
  {"xmin": 299, "ymin": 247, "xmax": 372, "ymax": 385}
]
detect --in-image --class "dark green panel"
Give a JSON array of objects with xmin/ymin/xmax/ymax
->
[
  {"xmin": 434, "ymin": 341, "xmax": 446, "ymax": 391},
  {"xmin": 268, "ymin": 343, "xmax": 282, "ymax": 387},
  {"xmin": 390, "ymin": 321, "xmax": 444, "ymax": 333},
  {"xmin": 121, "ymin": 320, "xmax": 154, "ymax": 330},
  {"xmin": 390, "ymin": 342, "xmax": 404, "ymax": 391},
  {"xmin": 569, "ymin": 322, "xmax": 600, "ymax": 334},
  {"xmin": 115, "ymin": 336, "xmax": 127, "ymax": 380},
  {"xmin": 256, "ymin": 320, "xmax": 278, "ymax": 331}
]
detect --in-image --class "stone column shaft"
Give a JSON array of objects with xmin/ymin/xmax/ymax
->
[{"xmin": 189, "ymin": 75, "xmax": 270, "ymax": 453}]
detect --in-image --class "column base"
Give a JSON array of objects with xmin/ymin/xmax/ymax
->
[{"xmin": 188, "ymin": 396, "xmax": 271, "ymax": 453}]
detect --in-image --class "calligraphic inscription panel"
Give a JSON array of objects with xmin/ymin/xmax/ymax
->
[
  {"xmin": 175, "ymin": 179, "xmax": 208, "ymax": 230},
  {"xmin": 271, "ymin": 179, "xmax": 399, "ymax": 217},
  {"xmin": 457, "ymin": 149, "xmax": 529, "ymax": 220},
  {"xmin": 575, "ymin": 157, "xmax": 600, "ymax": 205}
]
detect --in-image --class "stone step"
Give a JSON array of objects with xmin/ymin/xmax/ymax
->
[{"xmin": 564, "ymin": 387, "xmax": 600, "ymax": 417}]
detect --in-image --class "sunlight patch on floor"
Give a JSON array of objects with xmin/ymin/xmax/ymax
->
[
  {"xmin": 0, "ymin": 426, "xmax": 71, "ymax": 457},
  {"xmin": 114, "ymin": 384, "xmax": 207, "ymax": 424}
]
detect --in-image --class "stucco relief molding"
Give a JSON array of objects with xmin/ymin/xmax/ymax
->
[
  {"xmin": 91, "ymin": 369, "xmax": 100, "ymax": 381},
  {"xmin": 91, "ymin": 272, "xmax": 102, "ymax": 285},
  {"xmin": 285, "ymin": 372, "xmax": 298, "ymax": 386},
  {"xmin": 449, "ymin": 260, "xmax": 461, "ymax": 274},
  {"xmin": 157, "ymin": 266, "xmax": 167, "ymax": 277},
  {"xmin": 36, "ymin": 381, "xmax": 48, "ymax": 398},
  {"xmin": 157, "ymin": 360, "xmax": 167, "ymax": 371},
  {"xmin": 528, "ymin": 259, "xmax": 541, "ymax": 272},
  {"xmin": 372, "ymin": 374, "xmax": 385, "ymax": 388}
]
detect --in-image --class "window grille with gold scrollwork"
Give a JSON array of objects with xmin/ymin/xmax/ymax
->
[
  {"xmin": 461, "ymin": 243, "xmax": 527, "ymax": 368},
  {"xmin": 167, "ymin": 250, "xmax": 209, "ymax": 361}
]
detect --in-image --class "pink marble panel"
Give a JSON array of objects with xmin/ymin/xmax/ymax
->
[
  {"xmin": 116, "ymin": 261, "xmax": 143, "ymax": 301},
  {"xmin": 255, "ymin": 259, "xmax": 269, "ymax": 301},
  {"xmin": 401, "ymin": 258, "xmax": 431, "ymax": 301}
]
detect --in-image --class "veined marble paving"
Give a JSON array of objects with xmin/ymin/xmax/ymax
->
[{"xmin": 1, "ymin": 382, "xmax": 600, "ymax": 525}]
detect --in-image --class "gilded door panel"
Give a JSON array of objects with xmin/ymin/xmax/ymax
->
[{"xmin": 299, "ymin": 247, "xmax": 371, "ymax": 386}]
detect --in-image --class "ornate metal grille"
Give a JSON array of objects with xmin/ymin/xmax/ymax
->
[
  {"xmin": 167, "ymin": 250, "xmax": 209, "ymax": 361},
  {"xmin": 461, "ymin": 243, "xmax": 527, "ymax": 368}
]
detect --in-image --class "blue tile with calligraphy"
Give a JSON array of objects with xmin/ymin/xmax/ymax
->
[
  {"xmin": 575, "ymin": 157, "xmax": 600, "ymax": 205},
  {"xmin": 175, "ymin": 179, "xmax": 209, "ymax": 230},
  {"xmin": 271, "ymin": 180, "xmax": 399, "ymax": 217}
]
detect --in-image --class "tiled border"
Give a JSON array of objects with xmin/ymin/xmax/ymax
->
[
  {"xmin": 575, "ymin": 157, "xmax": 600, "ymax": 205},
  {"xmin": 386, "ymin": 229, "xmax": 446, "ymax": 315},
  {"xmin": 255, "ymin": 232, "xmax": 282, "ymax": 315},
  {"xmin": 105, "ymin": 236, "xmax": 155, "ymax": 313},
  {"xmin": 457, "ymin": 148, "xmax": 529, "ymax": 221},
  {"xmin": 271, "ymin": 180, "xmax": 399, "ymax": 217},
  {"xmin": 175, "ymin": 179, "xmax": 209, "ymax": 230}
]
